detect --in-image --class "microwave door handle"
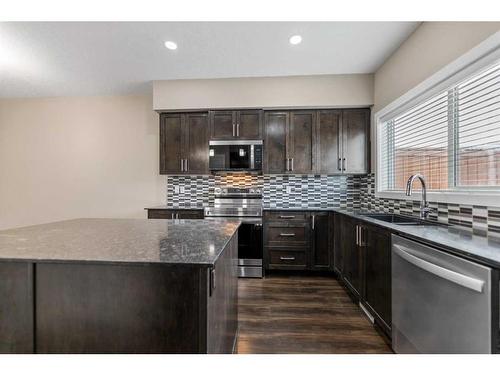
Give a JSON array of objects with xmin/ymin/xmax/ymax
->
[{"xmin": 393, "ymin": 244, "xmax": 485, "ymax": 293}]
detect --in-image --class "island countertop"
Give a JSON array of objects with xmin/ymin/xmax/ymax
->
[{"xmin": 0, "ymin": 218, "xmax": 241, "ymax": 266}]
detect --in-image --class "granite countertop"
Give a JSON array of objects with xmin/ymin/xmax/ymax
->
[
  {"xmin": 264, "ymin": 207, "xmax": 500, "ymax": 268},
  {"xmin": 0, "ymin": 218, "xmax": 240, "ymax": 266}
]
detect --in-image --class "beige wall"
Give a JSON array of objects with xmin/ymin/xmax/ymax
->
[
  {"xmin": 153, "ymin": 74, "xmax": 374, "ymax": 110},
  {"xmin": 0, "ymin": 95, "xmax": 164, "ymax": 230},
  {"xmin": 374, "ymin": 22, "xmax": 500, "ymax": 113}
]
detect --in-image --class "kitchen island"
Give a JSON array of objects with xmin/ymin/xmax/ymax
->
[{"xmin": 0, "ymin": 218, "xmax": 240, "ymax": 354}]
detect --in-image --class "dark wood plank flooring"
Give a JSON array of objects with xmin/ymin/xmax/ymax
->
[{"xmin": 236, "ymin": 274, "xmax": 393, "ymax": 354}]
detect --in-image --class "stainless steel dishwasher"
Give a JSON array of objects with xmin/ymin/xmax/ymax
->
[{"xmin": 392, "ymin": 234, "xmax": 495, "ymax": 353}]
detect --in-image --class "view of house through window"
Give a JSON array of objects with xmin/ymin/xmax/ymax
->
[{"xmin": 379, "ymin": 60, "xmax": 500, "ymax": 192}]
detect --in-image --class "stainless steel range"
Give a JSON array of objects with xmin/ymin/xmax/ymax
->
[{"xmin": 205, "ymin": 187, "xmax": 263, "ymax": 278}]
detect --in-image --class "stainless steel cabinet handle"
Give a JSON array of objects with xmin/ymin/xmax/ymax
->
[
  {"xmin": 342, "ymin": 157, "xmax": 346, "ymax": 171},
  {"xmin": 180, "ymin": 159, "xmax": 184, "ymax": 172},
  {"xmin": 311, "ymin": 215, "xmax": 315, "ymax": 230},
  {"xmin": 280, "ymin": 256, "xmax": 296, "ymax": 261},
  {"xmin": 355, "ymin": 225, "xmax": 359, "ymax": 246},
  {"xmin": 279, "ymin": 233, "xmax": 296, "ymax": 237},
  {"xmin": 393, "ymin": 244, "xmax": 485, "ymax": 293},
  {"xmin": 171, "ymin": 213, "xmax": 174, "ymax": 219},
  {"xmin": 286, "ymin": 158, "xmax": 290, "ymax": 171},
  {"xmin": 291, "ymin": 158, "xmax": 294, "ymax": 171},
  {"xmin": 232, "ymin": 123, "xmax": 235, "ymax": 137},
  {"xmin": 185, "ymin": 159, "xmax": 188, "ymax": 172},
  {"xmin": 236, "ymin": 123, "xmax": 240, "ymax": 137},
  {"xmin": 279, "ymin": 215, "xmax": 295, "ymax": 219},
  {"xmin": 176, "ymin": 213, "xmax": 180, "ymax": 219},
  {"xmin": 338, "ymin": 158, "xmax": 342, "ymax": 171}
]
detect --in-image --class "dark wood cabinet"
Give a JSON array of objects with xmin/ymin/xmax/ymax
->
[
  {"xmin": 310, "ymin": 212, "xmax": 331, "ymax": 270},
  {"xmin": 334, "ymin": 213, "xmax": 392, "ymax": 338},
  {"xmin": 210, "ymin": 110, "xmax": 262, "ymax": 140},
  {"xmin": 147, "ymin": 209, "xmax": 204, "ymax": 219},
  {"xmin": 159, "ymin": 112, "xmax": 209, "ymax": 175},
  {"xmin": 263, "ymin": 111, "xmax": 315, "ymax": 174},
  {"xmin": 316, "ymin": 110, "xmax": 342, "ymax": 174},
  {"xmin": 264, "ymin": 108, "xmax": 369, "ymax": 175},
  {"xmin": 339, "ymin": 215, "xmax": 362, "ymax": 297},
  {"xmin": 342, "ymin": 109, "xmax": 370, "ymax": 174},
  {"xmin": 263, "ymin": 210, "xmax": 333, "ymax": 271},
  {"xmin": 362, "ymin": 223, "xmax": 392, "ymax": 335},
  {"xmin": 289, "ymin": 111, "xmax": 316, "ymax": 173},
  {"xmin": 264, "ymin": 112, "xmax": 288, "ymax": 173},
  {"xmin": 158, "ymin": 107, "xmax": 369, "ymax": 176}
]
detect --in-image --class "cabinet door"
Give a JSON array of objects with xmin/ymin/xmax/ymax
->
[
  {"xmin": 341, "ymin": 216, "xmax": 362, "ymax": 297},
  {"xmin": 317, "ymin": 110, "xmax": 342, "ymax": 174},
  {"xmin": 264, "ymin": 112, "xmax": 288, "ymax": 174},
  {"xmin": 364, "ymin": 225, "xmax": 391, "ymax": 332},
  {"xmin": 185, "ymin": 113, "xmax": 209, "ymax": 174},
  {"xmin": 209, "ymin": 111, "xmax": 236, "ymax": 139},
  {"xmin": 236, "ymin": 110, "xmax": 262, "ymax": 139},
  {"xmin": 342, "ymin": 109, "xmax": 370, "ymax": 174},
  {"xmin": 160, "ymin": 113, "xmax": 184, "ymax": 174},
  {"xmin": 333, "ymin": 213, "xmax": 343, "ymax": 274},
  {"xmin": 177, "ymin": 210, "xmax": 205, "ymax": 219},
  {"xmin": 310, "ymin": 212, "xmax": 330, "ymax": 270},
  {"xmin": 289, "ymin": 111, "xmax": 315, "ymax": 173}
]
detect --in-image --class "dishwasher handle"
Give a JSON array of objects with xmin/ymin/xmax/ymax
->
[{"xmin": 393, "ymin": 244, "xmax": 485, "ymax": 293}]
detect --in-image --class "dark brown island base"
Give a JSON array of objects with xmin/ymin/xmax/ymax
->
[{"xmin": 0, "ymin": 218, "xmax": 240, "ymax": 354}]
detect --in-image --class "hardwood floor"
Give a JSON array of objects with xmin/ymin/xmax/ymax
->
[{"xmin": 236, "ymin": 273, "xmax": 393, "ymax": 354}]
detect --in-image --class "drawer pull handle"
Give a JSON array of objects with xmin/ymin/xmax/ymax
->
[
  {"xmin": 279, "ymin": 233, "xmax": 296, "ymax": 237},
  {"xmin": 280, "ymin": 256, "xmax": 296, "ymax": 261},
  {"xmin": 279, "ymin": 215, "xmax": 295, "ymax": 219}
]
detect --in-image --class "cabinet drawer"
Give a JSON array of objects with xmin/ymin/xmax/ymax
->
[
  {"xmin": 264, "ymin": 211, "xmax": 309, "ymax": 222},
  {"xmin": 269, "ymin": 250, "xmax": 307, "ymax": 267},
  {"xmin": 147, "ymin": 209, "xmax": 204, "ymax": 219},
  {"xmin": 265, "ymin": 225, "xmax": 308, "ymax": 247}
]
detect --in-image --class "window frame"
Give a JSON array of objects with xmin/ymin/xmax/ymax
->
[{"xmin": 375, "ymin": 31, "xmax": 500, "ymax": 207}]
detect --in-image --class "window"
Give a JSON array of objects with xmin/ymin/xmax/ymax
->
[{"xmin": 379, "ymin": 60, "xmax": 500, "ymax": 193}]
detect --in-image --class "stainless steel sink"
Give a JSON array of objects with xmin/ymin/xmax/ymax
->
[{"xmin": 361, "ymin": 213, "xmax": 444, "ymax": 226}]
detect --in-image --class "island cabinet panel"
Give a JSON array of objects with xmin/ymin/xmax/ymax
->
[
  {"xmin": 0, "ymin": 263, "xmax": 34, "ymax": 354},
  {"xmin": 205, "ymin": 233, "xmax": 238, "ymax": 354},
  {"xmin": 35, "ymin": 263, "xmax": 203, "ymax": 354}
]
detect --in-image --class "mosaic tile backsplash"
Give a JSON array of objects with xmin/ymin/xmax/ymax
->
[
  {"xmin": 166, "ymin": 174, "xmax": 364, "ymax": 210},
  {"xmin": 166, "ymin": 173, "xmax": 500, "ymax": 237}
]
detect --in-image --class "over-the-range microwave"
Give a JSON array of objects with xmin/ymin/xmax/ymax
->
[{"xmin": 209, "ymin": 140, "xmax": 263, "ymax": 172}]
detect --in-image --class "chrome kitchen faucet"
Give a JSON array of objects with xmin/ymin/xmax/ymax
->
[{"xmin": 406, "ymin": 174, "xmax": 432, "ymax": 219}]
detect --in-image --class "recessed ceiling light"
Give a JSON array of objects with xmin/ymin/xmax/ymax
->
[
  {"xmin": 289, "ymin": 35, "xmax": 302, "ymax": 45},
  {"xmin": 164, "ymin": 41, "xmax": 177, "ymax": 50}
]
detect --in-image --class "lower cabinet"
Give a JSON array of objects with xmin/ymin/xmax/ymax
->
[
  {"xmin": 263, "ymin": 211, "xmax": 333, "ymax": 271},
  {"xmin": 147, "ymin": 209, "xmax": 204, "ymax": 220},
  {"xmin": 362, "ymin": 223, "xmax": 391, "ymax": 335},
  {"xmin": 334, "ymin": 213, "xmax": 392, "ymax": 337}
]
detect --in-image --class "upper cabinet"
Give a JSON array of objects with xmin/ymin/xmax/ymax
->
[
  {"xmin": 209, "ymin": 110, "xmax": 263, "ymax": 140},
  {"xmin": 264, "ymin": 108, "xmax": 370, "ymax": 175},
  {"xmin": 159, "ymin": 112, "xmax": 209, "ymax": 175},
  {"xmin": 263, "ymin": 111, "xmax": 315, "ymax": 174},
  {"xmin": 158, "ymin": 107, "xmax": 369, "ymax": 175},
  {"xmin": 341, "ymin": 109, "xmax": 370, "ymax": 174}
]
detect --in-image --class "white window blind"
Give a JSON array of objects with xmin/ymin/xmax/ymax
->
[{"xmin": 379, "ymin": 60, "xmax": 500, "ymax": 192}]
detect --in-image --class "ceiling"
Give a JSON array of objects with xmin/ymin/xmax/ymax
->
[{"xmin": 0, "ymin": 22, "xmax": 420, "ymax": 98}]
